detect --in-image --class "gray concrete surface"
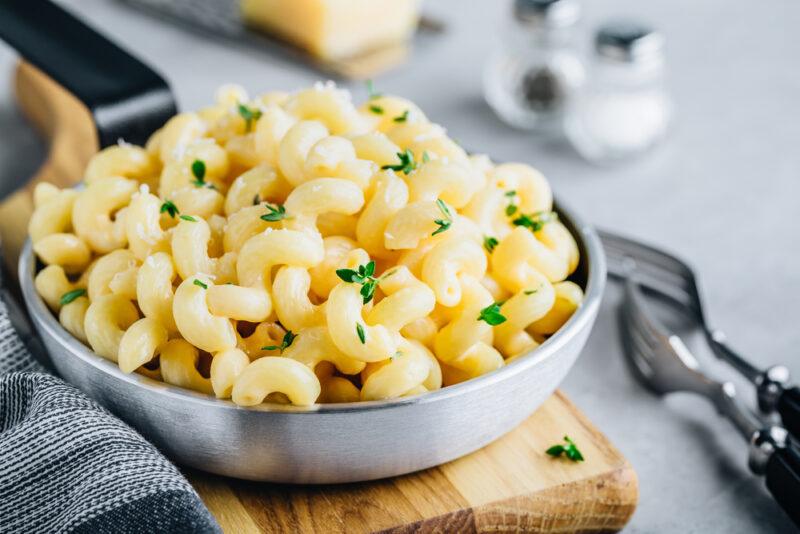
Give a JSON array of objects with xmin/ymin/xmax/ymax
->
[{"xmin": 1, "ymin": 0, "xmax": 798, "ymax": 531}]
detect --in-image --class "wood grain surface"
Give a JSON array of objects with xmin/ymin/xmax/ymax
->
[
  {"xmin": 5, "ymin": 63, "xmax": 638, "ymax": 533},
  {"xmin": 188, "ymin": 391, "xmax": 638, "ymax": 534},
  {"xmin": 0, "ymin": 62, "xmax": 98, "ymax": 276}
]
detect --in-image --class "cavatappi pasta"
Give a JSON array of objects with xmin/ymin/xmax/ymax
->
[{"xmin": 30, "ymin": 82, "xmax": 583, "ymax": 407}]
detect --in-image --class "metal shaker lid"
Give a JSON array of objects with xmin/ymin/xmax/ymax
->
[
  {"xmin": 514, "ymin": 0, "xmax": 581, "ymax": 28},
  {"xmin": 595, "ymin": 20, "xmax": 664, "ymax": 62}
]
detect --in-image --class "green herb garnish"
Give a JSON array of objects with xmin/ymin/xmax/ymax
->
[
  {"xmin": 160, "ymin": 200, "xmax": 179, "ymax": 218},
  {"xmin": 356, "ymin": 323, "xmax": 366, "ymax": 344},
  {"xmin": 336, "ymin": 260, "xmax": 390, "ymax": 304},
  {"xmin": 60, "ymin": 288, "xmax": 86, "ymax": 306},
  {"xmin": 190, "ymin": 159, "xmax": 206, "ymax": 185},
  {"xmin": 524, "ymin": 287, "xmax": 540, "ymax": 295},
  {"xmin": 252, "ymin": 194, "xmax": 261, "ymax": 206},
  {"xmin": 179, "ymin": 215, "xmax": 197, "ymax": 222},
  {"xmin": 477, "ymin": 302, "xmax": 507, "ymax": 326},
  {"xmin": 237, "ymin": 103, "xmax": 263, "ymax": 132},
  {"xmin": 431, "ymin": 198, "xmax": 452, "ymax": 236},
  {"xmin": 193, "ymin": 279, "xmax": 208, "ymax": 289},
  {"xmin": 260, "ymin": 203, "xmax": 287, "ymax": 222},
  {"xmin": 393, "ymin": 110, "xmax": 409, "ymax": 123},
  {"xmin": 381, "ymin": 149, "xmax": 417, "ymax": 175},
  {"xmin": 261, "ymin": 330, "xmax": 296, "ymax": 354},
  {"xmin": 422, "ymin": 151, "xmax": 431, "ymax": 163},
  {"xmin": 504, "ymin": 190, "xmax": 518, "ymax": 216},
  {"xmin": 512, "ymin": 211, "xmax": 557, "ymax": 232},
  {"xmin": 545, "ymin": 435, "xmax": 584, "ymax": 462},
  {"xmin": 369, "ymin": 104, "xmax": 384, "ymax": 114},
  {"xmin": 483, "ymin": 236, "xmax": 499, "ymax": 253}
]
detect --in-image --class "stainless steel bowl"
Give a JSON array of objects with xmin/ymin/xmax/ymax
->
[{"xmin": 18, "ymin": 201, "xmax": 606, "ymax": 483}]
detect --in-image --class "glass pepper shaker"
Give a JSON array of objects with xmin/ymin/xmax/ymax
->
[
  {"xmin": 565, "ymin": 21, "xmax": 671, "ymax": 164},
  {"xmin": 483, "ymin": 0, "xmax": 585, "ymax": 133}
]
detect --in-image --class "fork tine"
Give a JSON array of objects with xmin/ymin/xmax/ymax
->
[
  {"xmin": 616, "ymin": 263, "xmax": 693, "ymax": 307},
  {"xmin": 624, "ymin": 281, "xmax": 664, "ymax": 339},
  {"xmin": 603, "ymin": 238, "xmax": 692, "ymax": 290},
  {"xmin": 598, "ymin": 229, "xmax": 696, "ymax": 279},
  {"xmin": 600, "ymin": 230, "xmax": 703, "ymax": 316},
  {"xmin": 618, "ymin": 292, "xmax": 667, "ymax": 393}
]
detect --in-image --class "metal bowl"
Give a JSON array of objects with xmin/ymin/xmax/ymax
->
[{"xmin": 18, "ymin": 200, "xmax": 606, "ymax": 483}]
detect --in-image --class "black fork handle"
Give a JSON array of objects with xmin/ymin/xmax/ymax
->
[
  {"xmin": 765, "ymin": 441, "xmax": 800, "ymax": 528},
  {"xmin": 710, "ymin": 329, "xmax": 800, "ymax": 437},
  {"xmin": 777, "ymin": 387, "xmax": 800, "ymax": 442},
  {"xmin": 0, "ymin": 0, "xmax": 176, "ymax": 147}
]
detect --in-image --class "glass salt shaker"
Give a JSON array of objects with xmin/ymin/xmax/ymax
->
[
  {"xmin": 483, "ymin": 0, "xmax": 585, "ymax": 133},
  {"xmin": 565, "ymin": 21, "xmax": 671, "ymax": 164}
]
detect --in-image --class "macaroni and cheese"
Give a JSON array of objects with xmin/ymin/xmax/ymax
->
[{"xmin": 30, "ymin": 82, "xmax": 583, "ymax": 407}]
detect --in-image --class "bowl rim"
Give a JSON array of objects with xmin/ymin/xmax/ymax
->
[{"xmin": 19, "ymin": 198, "xmax": 606, "ymax": 415}]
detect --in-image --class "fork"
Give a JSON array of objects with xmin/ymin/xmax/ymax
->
[
  {"xmin": 619, "ymin": 276, "xmax": 800, "ymax": 527},
  {"xmin": 599, "ymin": 229, "xmax": 800, "ymax": 437}
]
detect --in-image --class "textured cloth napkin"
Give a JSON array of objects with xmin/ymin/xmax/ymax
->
[{"xmin": 0, "ymin": 298, "xmax": 221, "ymax": 534}]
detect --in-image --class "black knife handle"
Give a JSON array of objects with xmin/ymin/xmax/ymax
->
[
  {"xmin": 0, "ymin": 0, "xmax": 176, "ymax": 147},
  {"xmin": 778, "ymin": 387, "xmax": 800, "ymax": 441},
  {"xmin": 765, "ymin": 442, "xmax": 800, "ymax": 528}
]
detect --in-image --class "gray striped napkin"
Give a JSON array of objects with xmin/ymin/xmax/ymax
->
[{"xmin": 0, "ymin": 297, "xmax": 221, "ymax": 534}]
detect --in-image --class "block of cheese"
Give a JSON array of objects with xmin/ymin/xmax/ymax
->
[{"xmin": 241, "ymin": 0, "xmax": 421, "ymax": 60}]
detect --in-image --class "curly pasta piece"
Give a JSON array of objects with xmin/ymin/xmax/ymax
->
[
  {"xmin": 272, "ymin": 267, "xmax": 326, "ymax": 331},
  {"xmin": 59, "ymin": 296, "xmax": 89, "ymax": 344},
  {"xmin": 421, "ymin": 238, "xmax": 487, "ymax": 307},
  {"xmin": 125, "ymin": 187, "xmax": 171, "ymax": 260},
  {"xmin": 137, "ymin": 252, "xmax": 178, "ymax": 332},
  {"xmin": 356, "ymin": 170, "xmax": 408, "ymax": 259},
  {"xmin": 284, "ymin": 85, "xmax": 367, "ymax": 136},
  {"xmin": 282, "ymin": 326, "xmax": 366, "ymax": 375},
  {"xmin": 491, "ymin": 226, "xmax": 569, "ymax": 286},
  {"xmin": 326, "ymin": 283, "xmax": 398, "ymax": 363},
  {"xmin": 490, "ymin": 163, "xmax": 552, "ymax": 214},
  {"xmin": 118, "ymin": 317, "xmax": 169, "ymax": 374},
  {"xmin": 434, "ymin": 276, "xmax": 504, "ymax": 377},
  {"xmin": 34, "ymin": 266, "xmax": 74, "ymax": 312},
  {"xmin": 278, "ymin": 120, "xmax": 329, "ymax": 186},
  {"xmin": 254, "ymin": 105, "xmax": 296, "ymax": 166},
  {"xmin": 318, "ymin": 376, "xmax": 360, "ymax": 403},
  {"xmin": 531, "ymin": 281, "xmax": 584, "ymax": 335},
  {"xmin": 29, "ymin": 184, "xmax": 77, "ymax": 243},
  {"xmin": 171, "ymin": 217, "xmax": 237, "ymax": 284},
  {"xmin": 84, "ymin": 144, "xmax": 158, "ymax": 186},
  {"xmin": 84, "ymin": 294, "xmax": 140, "ymax": 362},
  {"xmin": 224, "ymin": 163, "xmax": 291, "ymax": 216},
  {"xmin": 160, "ymin": 339, "xmax": 214, "ymax": 394},
  {"xmin": 32, "ymin": 234, "xmax": 91, "ymax": 274},
  {"xmin": 360, "ymin": 339, "xmax": 439, "ymax": 401},
  {"xmin": 304, "ymin": 136, "xmax": 376, "ymax": 190},
  {"xmin": 406, "ymin": 160, "xmax": 485, "ymax": 209},
  {"xmin": 87, "ymin": 249, "xmax": 139, "ymax": 301},
  {"xmin": 231, "ymin": 357, "xmax": 321, "ymax": 406},
  {"xmin": 283, "ymin": 177, "xmax": 364, "ymax": 235},
  {"xmin": 210, "ymin": 347, "xmax": 250, "ymax": 399},
  {"xmin": 173, "ymin": 275, "xmax": 237, "ymax": 353},
  {"xmin": 494, "ymin": 278, "xmax": 556, "ymax": 357},
  {"xmin": 366, "ymin": 266, "xmax": 435, "ymax": 331}
]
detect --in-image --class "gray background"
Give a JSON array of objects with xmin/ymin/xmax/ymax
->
[{"xmin": 1, "ymin": 0, "xmax": 798, "ymax": 531}]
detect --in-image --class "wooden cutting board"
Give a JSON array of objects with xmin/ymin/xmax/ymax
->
[
  {"xmin": 188, "ymin": 391, "xmax": 638, "ymax": 533},
  {"xmin": 3, "ymin": 63, "xmax": 638, "ymax": 533}
]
